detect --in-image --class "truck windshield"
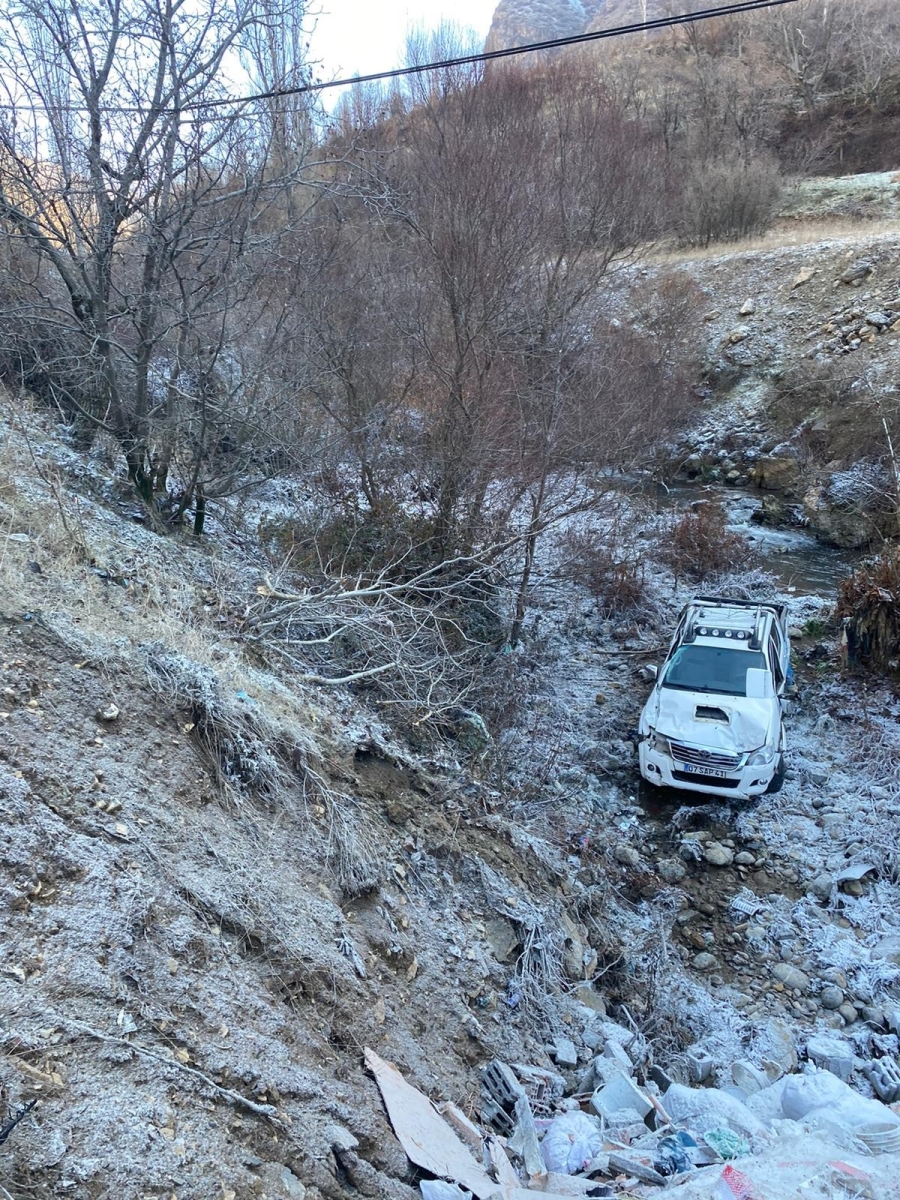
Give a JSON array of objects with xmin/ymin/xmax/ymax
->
[{"xmin": 662, "ymin": 645, "xmax": 767, "ymax": 697}]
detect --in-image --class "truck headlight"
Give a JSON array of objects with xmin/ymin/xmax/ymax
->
[
  {"xmin": 747, "ymin": 745, "xmax": 776, "ymax": 766},
  {"xmin": 647, "ymin": 730, "xmax": 671, "ymax": 756}
]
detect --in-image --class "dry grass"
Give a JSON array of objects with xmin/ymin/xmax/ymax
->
[
  {"xmin": 649, "ymin": 219, "xmax": 900, "ymax": 266},
  {"xmin": 837, "ymin": 549, "xmax": 900, "ymax": 672}
]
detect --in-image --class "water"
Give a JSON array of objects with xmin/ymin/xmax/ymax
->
[{"xmin": 649, "ymin": 482, "xmax": 857, "ymax": 598}]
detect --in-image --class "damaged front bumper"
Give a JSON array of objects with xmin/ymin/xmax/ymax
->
[{"xmin": 638, "ymin": 740, "xmax": 773, "ymax": 801}]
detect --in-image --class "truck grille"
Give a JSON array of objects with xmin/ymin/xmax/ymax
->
[{"xmin": 669, "ymin": 740, "xmax": 741, "ymax": 771}]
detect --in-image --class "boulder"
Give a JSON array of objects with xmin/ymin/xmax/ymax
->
[
  {"xmin": 753, "ymin": 447, "xmax": 801, "ymax": 492},
  {"xmin": 802, "ymin": 484, "xmax": 897, "ymax": 549},
  {"xmin": 751, "ymin": 494, "xmax": 786, "ymax": 526},
  {"xmin": 839, "ymin": 260, "xmax": 874, "ymax": 285},
  {"xmin": 772, "ymin": 963, "xmax": 810, "ymax": 994}
]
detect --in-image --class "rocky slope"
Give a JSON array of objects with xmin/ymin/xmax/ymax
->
[
  {"xmin": 485, "ymin": 0, "xmax": 738, "ymax": 51},
  {"xmin": 601, "ymin": 180, "xmax": 900, "ymax": 549},
  {"xmin": 2, "ymin": 179, "xmax": 900, "ymax": 1198}
]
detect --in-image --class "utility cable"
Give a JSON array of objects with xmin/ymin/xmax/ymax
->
[
  {"xmin": 191, "ymin": 0, "xmax": 802, "ymax": 110},
  {"xmin": 0, "ymin": 0, "xmax": 800, "ymax": 117}
]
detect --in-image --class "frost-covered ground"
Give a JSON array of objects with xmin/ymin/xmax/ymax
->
[{"xmin": 494, "ymin": 482, "xmax": 900, "ymax": 1091}]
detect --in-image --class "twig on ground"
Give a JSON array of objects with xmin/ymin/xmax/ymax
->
[
  {"xmin": 0, "ymin": 1099, "xmax": 36, "ymax": 1147},
  {"xmin": 64, "ymin": 1020, "xmax": 286, "ymax": 1128}
]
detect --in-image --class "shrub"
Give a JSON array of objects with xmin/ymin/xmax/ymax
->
[
  {"xmin": 557, "ymin": 506, "xmax": 649, "ymax": 616},
  {"xmin": 836, "ymin": 550, "xmax": 900, "ymax": 672},
  {"xmin": 675, "ymin": 153, "xmax": 783, "ymax": 248},
  {"xmin": 658, "ymin": 500, "xmax": 750, "ymax": 580}
]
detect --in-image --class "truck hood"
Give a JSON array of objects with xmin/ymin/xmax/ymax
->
[{"xmin": 646, "ymin": 688, "xmax": 776, "ymax": 754}]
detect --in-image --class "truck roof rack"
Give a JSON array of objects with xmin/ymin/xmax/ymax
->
[{"xmin": 682, "ymin": 597, "xmax": 770, "ymax": 649}]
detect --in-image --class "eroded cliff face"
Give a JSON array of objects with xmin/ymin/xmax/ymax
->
[
  {"xmin": 485, "ymin": 0, "xmax": 669, "ymax": 52},
  {"xmin": 485, "ymin": 0, "xmax": 600, "ymax": 53}
]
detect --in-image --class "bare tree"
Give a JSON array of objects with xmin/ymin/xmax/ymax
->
[{"xmin": 0, "ymin": 0, "xmax": 318, "ymax": 527}]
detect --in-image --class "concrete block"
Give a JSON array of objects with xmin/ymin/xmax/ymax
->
[
  {"xmin": 591, "ymin": 1071, "xmax": 652, "ymax": 1121},
  {"xmin": 552, "ymin": 1037, "xmax": 578, "ymax": 1068},
  {"xmin": 864, "ymin": 1056, "xmax": 900, "ymax": 1103},
  {"xmin": 806, "ymin": 1034, "xmax": 855, "ymax": 1083},
  {"xmin": 602, "ymin": 1039, "xmax": 633, "ymax": 1073}
]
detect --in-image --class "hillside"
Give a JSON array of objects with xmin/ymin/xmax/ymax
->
[
  {"xmin": 3, "ymin": 0, "xmax": 900, "ymax": 1191},
  {"xmin": 4, "ymin": 173, "xmax": 900, "ymax": 1190}
]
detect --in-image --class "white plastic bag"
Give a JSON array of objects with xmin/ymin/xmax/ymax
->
[
  {"xmin": 540, "ymin": 1110, "xmax": 603, "ymax": 1174},
  {"xmin": 781, "ymin": 1068, "xmax": 900, "ymax": 1130},
  {"xmin": 662, "ymin": 1084, "xmax": 769, "ymax": 1138},
  {"xmin": 420, "ymin": 1183, "xmax": 473, "ymax": 1200}
]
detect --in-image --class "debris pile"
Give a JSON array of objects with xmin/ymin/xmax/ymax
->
[{"xmin": 367, "ymin": 1013, "xmax": 900, "ymax": 1199}]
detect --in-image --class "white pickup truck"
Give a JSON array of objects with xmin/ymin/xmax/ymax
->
[{"xmin": 638, "ymin": 596, "xmax": 791, "ymax": 801}]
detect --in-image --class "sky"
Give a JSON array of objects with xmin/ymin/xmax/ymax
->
[{"xmin": 308, "ymin": 1, "xmax": 496, "ymax": 95}]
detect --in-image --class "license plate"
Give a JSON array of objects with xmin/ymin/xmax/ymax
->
[{"xmin": 678, "ymin": 763, "xmax": 728, "ymax": 779}]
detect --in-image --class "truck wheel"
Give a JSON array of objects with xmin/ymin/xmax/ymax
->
[{"xmin": 765, "ymin": 754, "xmax": 785, "ymax": 794}]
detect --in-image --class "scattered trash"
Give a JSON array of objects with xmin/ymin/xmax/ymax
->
[
  {"xmin": 854, "ymin": 1121, "xmax": 900, "ymax": 1154},
  {"xmin": 371, "ymin": 1029, "xmax": 900, "ymax": 1199},
  {"xmin": 704, "ymin": 1128, "xmax": 751, "ymax": 1160},
  {"xmin": 654, "ymin": 1132, "xmax": 696, "ymax": 1177},
  {"xmin": 607, "ymin": 1151, "xmax": 666, "ymax": 1187},
  {"xmin": 591, "ymin": 1071, "xmax": 652, "ymax": 1121},
  {"xmin": 713, "ymin": 1164, "xmax": 759, "ymax": 1199},
  {"xmin": 540, "ymin": 1111, "xmax": 602, "ymax": 1175},
  {"xmin": 365, "ymin": 1048, "xmax": 497, "ymax": 1199},
  {"xmin": 421, "ymin": 1184, "xmax": 473, "ymax": 1200}
]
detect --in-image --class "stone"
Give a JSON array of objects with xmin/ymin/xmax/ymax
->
[
  {"xmin": 454, "ymin": 709, "xmax": 490, "ymax": 753},
  {"xmin": 574, "ymin": 982, "xmax": 607, "ymax": 1015},
  {"xmin": 838, "ymin": 1003, "xmax": 858, "ymax": 1026},
  {"xmin": 256, "ymin": 1163, "xmax": 307, "ymax": 1199},
  {"xmin": 752, "ymin": 494, "xmax": 786, "ymax": 525},
  {"xmin": 552, "ymin": 1037, "xmax": 578, "ymax": 1068},
  {"xmin": 739, "ymin": 298, "xmax": 756, "ymax": 316},
  {"xmin": 657, "ymin": 858, "xmax": 687, "ymax": 884},
  {"xmin": 485, "ymin": 918, "xmax": 519, "ymax": 964},
  {"xmin": 704, "ymin": 843, "xmax": 734, "ymax": 867},
  {"xmin": 806, "ymin": 763, "xmax": 830, "ymax": 785},
  {"xmin": 792, "ymin": 268, "xmax": 814, "ymax": 289},
  {"xmin": 692, "ymin": 952, "xmax": 717, "ymax": 972},
  {"xmin": 772, "ymin": 963, "xmax": 810, "ymax": 994},
  {"xmin": 614, "ymin": 844, "xmax": 641, "ymax": 867},
  {"xmin": 820, "ymin": 985, "xmax": 844, "ymax": 1011},
  {"xmin": 727, "ymin": 328, "xmax": 750, "ymax": 344},
  {"xmin": 735, "ymin": 852, "xmax": 755, "ymax": 866},
  {"xmin": 560, "ymin": 912, "xmax": 594, "ymax": 981},
  {"xmin": 808, "ymin": 875, "xmax": 834, "ymax": 903},
  {"xmin": 861, "ymin": 1005, "xmax": 886, "ymax": 1027},
  {"xmin": 97, "ymin": 703, "xmax": 120, "ymax": 722},
  {"xmin": 873, "ymin": 936, "xmax": 900, "ymax": 966},
  {"xmin": 866, "ymin": 311, "xmax": 890, "ymax": 328},
  {"xmin": 753, "ymin": 448, "xmax": 800, "ymax": 492},
  {"xmin": 732, "ymin": 1061, "xmax": 767, "ymax": 1095},
  {"xmin": 603, "ymin": 1039, "xmax": 633, "ymax": 1073},
  {"xmin": 839, "ymin": 260, "xmax": 873, "ymax": 285}
]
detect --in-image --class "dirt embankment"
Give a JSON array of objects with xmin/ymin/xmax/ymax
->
[
  {"xmin": 3, "ymin": 189, "xmax": 900, "ymax": 1196},
  {"xmin": 612, "ymin": 179, "xmax": 900, "ymax": 549}
]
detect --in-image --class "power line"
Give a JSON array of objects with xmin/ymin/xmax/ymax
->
[
  {"xmin": 0, "ymin": 0, "xmax": 799, "ymax": 117},
  {"xmin": 191, "ymin": 0, "xmax": 801, "ymax": 110}
]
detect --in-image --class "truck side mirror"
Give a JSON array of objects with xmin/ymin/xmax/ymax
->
[{"xmin": 746, "ymin": 668, "xmax": 775, "ymax": 700}]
